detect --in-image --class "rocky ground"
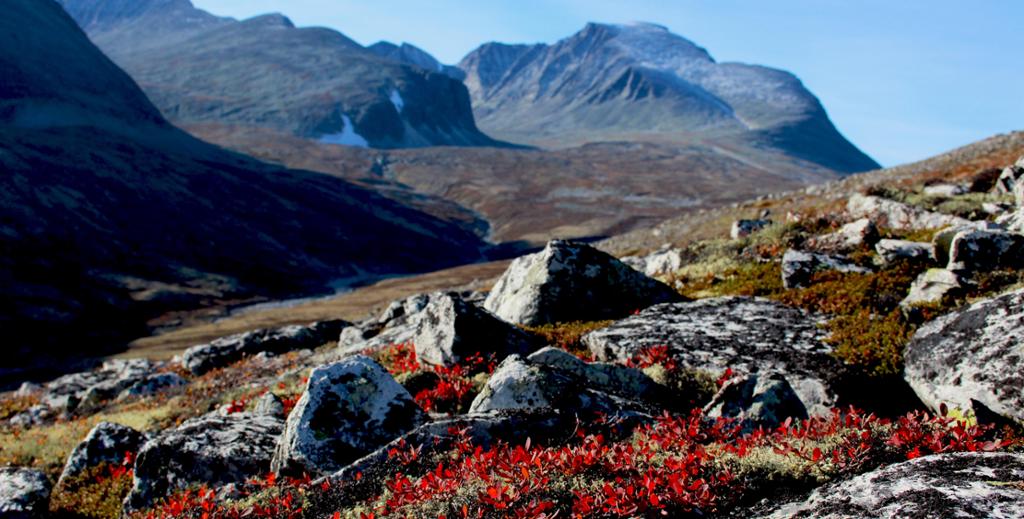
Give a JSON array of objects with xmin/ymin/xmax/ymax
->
[{"xmin": 3, "ymin": 144, "xmax": 1024, "ymax": 518}]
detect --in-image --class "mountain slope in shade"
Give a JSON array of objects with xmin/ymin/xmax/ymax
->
[
  {"xmin": 459, "ymin": 22, "xmax": 879, "ymax": 173},
  {"xmin": 56, "ymin": 0, "xmax": 500, "ymax": 149},
  {"xmin": 0, "ymin": 0, "xmax": 487, "ymax": 384}
]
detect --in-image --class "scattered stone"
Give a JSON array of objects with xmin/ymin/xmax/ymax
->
[
  {"xmin": 337, "ymin": 294, "xmax": 431, "ymax": 356},
  {"xmin": 254, "ymin": 393, "xmax": 285, "ymax": 418},
  {"xmin": 904, "ymin": 288, "xmax": 1024, "ymax": 423},
  {"xmin": 847, "ymin": 194, "xmax": 970, "ymax": 231},
  {"xmin": 930, "ymin": 221, "xmax": 1003, "ymax": 266},
  {"xmin": 59, "ymin": 422, "xmax": 146, "ymax": 484},
  {"xmin": 182, "ymin": 319, "xmax": 348, "ymax": 375},
  {"xmin": 271, "ymin": 356, "xmax": 427, "ymax": 477},
  {"xmin": 705, "ymin": 373, "xmax": 808, "ymax": 430},
  {"xmin": 14, "ymin": 382, "xmax": 42, "ymax": 398},
  {"xmin": 923, "ymin": 183, "xmax": 967, "ymax": 197},
  {"xmin": 413, "ymin": 292, "xmax": 539, "ymax": 366},
  {"xmin": 759, "ymin": 452, "xmax": 1024, "ymax": 519},
  {"xmin": 0, "ymin": 467, "xmax": 51, "ymax": 518},
  {"xmin": 7, "ymin": 405, "xmax": 51, "ymax": 428},
  {"xmin": 40, "ymin": 359, "xmax": 154, "ymax": 414},
  {"xmin": 781, "ymin": 249, "xmax": 871, "ymax": 289},
  {"xmin": 584, "ymin": 297, "xmax": 839, "ymax": 415},
  {"xmin": 874, "ymin": 239, "xmax": 933, "ymax": 264},
  {"xmin": 621, "ymin": 247, "xmax": 685, "ymax": 277},
  {"xmin": 731, "ymin": 219, "xmax": 772, "ymax": 239},
  {"xmin": 996, "ymin": 163, "xmax": 1024, "ymax": 193},
  {"xmin": 901, "ymin": 269, "xmax": 963, "ymax": 308},
  {"xmin": 946, "ymin": 228, "xmax": 1024, "ymax": 272},
  {"xmin": 808, "ymin": 218, "xmax": 879, "ymax": 253},
  {"xmin": 125, "ymin": 414, "xmax": 284, "ymax": 511},
  {"xmin": 468, "ymin": 354, "xmax": 655, "ymax": 418},
  {"xmin": 483, "ymin": 240, "xmax": 683, "ymax": 326},
  {"xmin": 121, "ymin": 372, "xmax": 188, "ymax": 398}
]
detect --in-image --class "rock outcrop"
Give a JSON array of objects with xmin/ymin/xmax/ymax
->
[
  {"xmin": 584, "ymin": 297, "xmax": 839, "ymax": 414},
  {"xmin": 901, "ymin": 269, "xmax": 964, "ymax": 307},
  {"xmin": 904, "ymin": 288, "xmax": 1024, "ymax": 422},
  {"xmin": 760, "ymin": 452, "xmax": 1024, "ymax": 519},
  {"xmin": 484, "ymin": 240, "xmax": 683, "ymax": 326},
  {"xmin": 125, "ymin": 414, "xmax": 284, "ymax": 511},
  {"xmin": 413, "ymin": 292, "xmax": 540, "ymax": 366},
  {"xmin": 272, "ymin": 356, "xmax": 427, "ymax": 477},
  {"xmin": 338, "ymin": 294, "xmax": 432, "ymax": 355},
  {"xmin": 847, "ymin": 194, "xmax": 969, "ymax": 231},
  {"xmin": 621, "ymin": 247, "xmax": 685, "ymax": 278},
  {"xmin": 945, "ymin": 228, "xmax": 1024, "ymax": 273},
  {"xmin": 874, "ymin": 239, "xmax": 932, "ymax": 264},
  {"xmin": 0, "ymin": 467, "xmax": 51, "ymax": 518},
  {"xmin": 809, "ymin": 218, "xmax": 879, "ymax": 253},
  {"xmin": 38, "ymin": 359, "xmax": 154, "ymax": 414},
  {"xmin": 704, "ymin": 373, "xmax": 808, "ymax": 430},
  {"xmin": 60, "ymin": 422, "xmax": 146, "ymax": 484},
  {"xmin": 183, "ymin": 320, "xmax": 348, "ymax": 375},
  {"xmin": 781, "ymin": 249, "xmax": 871, "ymax": 289}
]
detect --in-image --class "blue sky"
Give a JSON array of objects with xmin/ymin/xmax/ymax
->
[{"xmin": 194, "ymin": 0, "xmax": 1023, "ymax": 167}]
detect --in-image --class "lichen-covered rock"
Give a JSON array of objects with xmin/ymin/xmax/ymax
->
[
  {"xmin": 483, "ymin": 240, "xmax": 683, "ymax": 326},
  {"xmin": 731, "ymin": 219, "xmax": 772, "ymax": 239},
  {"xmin": 121, "ymin": 372, "xmax": 188, "ymax": 398},
  {"xmin": 848, "ymin": 193, "xmax": 970, "ymax": 230},
  {"xmin": 946, "ymin": 228, "xmax": 1024, "ymax": 273},
  {"xmin": 40, "ymin": 359, "xmax": 154, "ymax": 414},
  {"xmin": 183, "ymin": 319, "xmax": 348, "ymax": 375},
  {"xmin": 923, "ymin": 183, "xmax": 968, "ymax": 197},
  {"xmin": 125, "ymin": 414, "xmax": 284, "ymax": 511},
  {"xmin": 781, "ymin": 249, "xmax": 871, "ymax": 289},
  {"xmin": 759, "ymin": 452, "xmax": 1024, "ymax": 519},
  {"xmin": 931, "ymin": 221, "xmax": 1004, "ymax": 266},
  {"xmin": 338, "ymin": 294, "xmax": 431, "ymax": 355},
  {"xmin": 621, "ymin": 247, "xmax": 685, "ymax": 277},
  {"xmin": 584, "ymin": 297, "xmax": 839, "ymax": 415},
  {"xmin": 996, "ymin": 163, "xmax": 1024, "ymax": 193},
  {"xmin": 414, "ymin": 292, "xmax": 539, "ymax": 366},
  {"xmin": 60, "ymin": 422, "xmax": 146, "ymax": 484},
  {"xmin": 904, "ymin": 288, "xmax": 1024, "ymax": 422},
  {"xmin": 809, "ymin": 218, "xmax": 879, "ymax": 253},
  {"xmin": 0, "ymin": 467, "xmax": 51, "ymax": 518},
  {"xmin": 901, "ymin": 269, "xmax": 964, "ymax": 308},
  {"xmin": 705, "ymin": 373, "xmax": 808, "ymax": 430},
  {"xmin": 526, "ymin": 347, "xmax": 664, "ymax": 404},
  {"xmin": 254, "ymin": 392, "xmax": 285, "ymax": 418},
  {"xmin": 271, "ymin": 356, "xmax": 426, "ymax": 477},
  {"xmin": 874, "ymin": 239, "xmax": 932, "ymax": 264},
  {"xmin": 468, "ymin": 354, "xmax": 655, "ymax": 418}
]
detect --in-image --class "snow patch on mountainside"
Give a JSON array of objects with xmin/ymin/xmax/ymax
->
[
  {"xmin": 389, "ymin": 89, "xmax": 405, "ymax": 113},
  {"xmin": 319, "ymin": 116, "xmax": 369, "ymax": 148}
]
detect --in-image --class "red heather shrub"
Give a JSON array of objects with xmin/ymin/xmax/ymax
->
[{"xmin": 377, "ymin": 343, "xmax": 495, "ymax": 415}]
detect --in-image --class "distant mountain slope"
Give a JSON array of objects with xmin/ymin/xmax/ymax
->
[
  {"xmin": 459, "ymin": 22, "xmax": 879, "ymax": 173},
  {"xmin": 368, "ymin": 41, "xmax": 466, "ymax": 80},
  {"xmin": 57, "ymin": 0, "xmax": 500, "ymax": 149},
  {"xmin": 1, "ymin": 0, "xmax": 487, "ymax": 384}
]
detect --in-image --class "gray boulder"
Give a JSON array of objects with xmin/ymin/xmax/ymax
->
[
  {"xmin": 901, "ymin": 269, "xmax": 964, "ymax": 308},
  {"xmin": 904, "ymin": 288, "xmax": 1024, "ymax": 422},
  {"xmin": 125, "ymin": 413, "xmax": 284, "ymax": 511},
  {"xmin": 621, "ymin": 247, "xmax": 685, "ymax": 278},
  {"xmin": 923, "ymin": 183, "xmax": 967, "ymax": 197},
  {"xmin": 468, "ymin": 353, "xmax": 656, "ymax": 418},
  {"xmin": 0, "ymin": 467, "xmax": 51, "ymax": 519},
  {"xmin": 337, "ymin": 294, "xmax": 431, "ymax": 355},
  {"xmin": 121, "ymin": 372, "xmax": 188, "ymax": 398},
  {"xmin": 931, "ymin": 221, "xmax": 1004, "ymax": 266},
  {"xmin": 59, "ymin": 422, "xmax": 146, "ymax": 484},
  {"xmin": 760, "ymin": 452, "xmax": 1024, "ymax": 519},
  {"xmin": 413, "ymin": 292, "xmax": 540, "ymax": 366},
  {"xmin": 781, "ymin": 249, "xmax": 871, "ymax": 289},
  {"xmin": 731, "ymin": 219, "xmax": 772, "ymax": 239},
  {"xmin": 254, "ymin": 392, "xmax": 285, "ymax": 418},
  {"xmin": 848, "ymin": 194, "xmax": 969, "ymax": 231},
  {"xmin": 705, "ymin": 373, "xmax": 808, "ymax": 430},
  {"xmin": 527, "ymin": 347, "xmax": 664, "ymax": 404},
  {"xmin": 874, "ymin": 239, "xmax": 933, "ymax": 264},
  {"xmin": 183, "ymin": 319, "xmax": 348, "ymax": 375},
  {"xmin": 271, "ymin": 356, "xmax": 427, "ymax": 477},
  {"xmin": 809, "ymin": 218, "xmax": 879, "ymax": 253},
  {"xmin": 996, "ymin": 163, "xmax": 1024, "ymax": 193},
  {"xmin": 946, "ymin": 228, "xmax": 1024, "ymax": 273},
  {"xmin": 40, "ymin": 359, "xmax": 154, "ymax": 414},
  {"xmin": 584, "ymin": 297, "xmax": 839, "ymax": 415},
  {"xmin": 483, "ymin": 240, "xmax": 683, "ymax": 326}
]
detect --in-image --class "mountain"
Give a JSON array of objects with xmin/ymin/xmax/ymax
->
[
  {"xmin": 459, "ymin": 22, "xmax": 879, "ymax": 173},
  {"xmin": 56, "ymin": 0, "xmax": 499, "ymax": 149},
  {"xmin": 368, "ymin": 41, "xmax": 466, "ymax": 81},
  {"xmin": 0, "ymin": 0, "xmax": 487, "ymax": 384}
]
